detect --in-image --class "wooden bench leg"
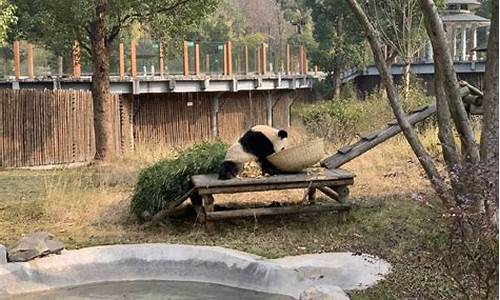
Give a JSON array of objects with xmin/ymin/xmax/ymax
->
[
  {"xmin": 202, "ymin": 194, "xmax": 215, "ymax": 232},
  {"xmin": 307, "ymin": 187, "xmax": 316, "ymax": 203},
  {"xmin": 191, "ymin": 193, "xmax": 205, "ymax": 223}
]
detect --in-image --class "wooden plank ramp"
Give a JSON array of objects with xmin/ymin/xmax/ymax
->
[{"xmin": 321, "ymin": 104, "xmax": 437, "ymax": 169}]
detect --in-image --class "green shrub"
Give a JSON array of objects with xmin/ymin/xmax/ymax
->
[
  {"xmin": 130, "ymin": 142, "xmax": 227, "ymax": 222},
  {"xmin": 296, "ymin": 86, "xmax": 433, "ymax": 145}
]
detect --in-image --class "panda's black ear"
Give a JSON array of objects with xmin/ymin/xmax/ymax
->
[{"xmin": 278, "ymin": 129, "xmax": 288, "ymax": 139}]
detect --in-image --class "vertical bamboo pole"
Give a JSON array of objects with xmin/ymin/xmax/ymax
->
[
  {"xmin": 286, "ymin": 44, "xmax": 290, "ymax": 75},
  {"xmin": 27, "ymin": 44, "xmax": 34, "ymax": 79},
  {"xmin": 131, "ymin": 40, "xmax": 137, "ymax": 78},
  {"xmin": 243, "ymin": 46, "xmax": 248, "ymax": 75},
  {"xmin": 72, "ymin": 40, "xmax": 81, "ymax": 78},
  {"xmin": 194, "ymin": 41, "xmax": 200, "ymax": 76},
  {"xmin": 159, "ymin": 42, "xmax": 164, "ymax": 77},
  {"xmin": 182, "ymin": 41, "xmax": 189, "ymax": 76},
  {"xmin": 13, "ymin": 41, "xmax": 20, "ymax": 80},
  {"xmin": 119, "ymin": 42, "xmax": 125, "ymax": 79},
  {"xmin": 227, "ymin": 41, "xmax": 232, "ymax": 76}
]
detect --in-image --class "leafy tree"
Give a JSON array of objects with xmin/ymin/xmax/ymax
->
[
  {"xmin": 0, "ymin": 0, "xmax": 15, "ymax": 45},
  {"xmin": 304, "ymin": 0, "xmax": 366, "ymax": 98},
  {"xmin": 11, "ymin": 0, "xmax": 218, "ymax": 160}
]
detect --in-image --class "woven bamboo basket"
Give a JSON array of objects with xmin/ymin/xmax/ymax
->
[{"xmin": 267, "ymin": 139, "xmax": 325, "ymax": 173}]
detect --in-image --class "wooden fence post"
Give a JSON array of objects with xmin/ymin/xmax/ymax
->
[
  {"xmin": 194, "ymin": 41, "xmax": 200, "ymax": 76},
  {"xmin": 131, "ymin": 40, "xmax": 137, "ymax": 78},
  {"xmin": 183, "ymin": 41, "xmax": 189, "ymax": 76},
  {"xmin": 27, "ymin": 44, "xmax": 34, "ymax": 79},
  {"xmin": 159, "ymin": 42, "xmax": 164, "ymax": 78},
  {"xmin": 299, "ymin": 45, "xmax": 304, "ymax": 75},
  {"xmin": 13, "ymin": 41, "xmax": 20, "ymax": 80},
  {"xmin": 119, "ymin": 42, "xmax": 125, "ymax": 79},
  {"xmin": 72, "ymin": 40, "xmax": 81, "ymax": 78},
  {"xmin": 227, "ymin": 41, "xmax": 232, "ymax": 76}
]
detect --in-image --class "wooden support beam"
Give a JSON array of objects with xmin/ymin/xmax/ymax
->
[
  {"xmin": 27, "ymin": 44, "xmax": 34, "ymax": 79},
  {"xmin": 194, "ymin": 41, "xmax": 200, "ymax": 76},
  {"xmin": 72, "ymin": 40, "xmax": 81, "ymax": 78},
  {"xmin": 286, "ymin": 44, "xmax": 290, "ymax": 75},
  {"xmin": 131, "ymin": 40, "xmax": 137, "ymax": 78},
  {"xmin": 205, "ymin": 202, "xmax": 351, "ymax": 221},
  {"xmin": 305, "ymin": 58, "xmax": 309, "ymax": 75},
  {"xmin": 159, "ymin": 42, "xmax": 164, "ymax": 78},
  {"xmin": 119, "ymin": 42, "xmax": 125, "ymax": 79},
  {"xmin": 243, "ymin": 46, "xmax": 248, "ymax": 75},
  {"xmin": 227, "ymin": 41, "xmax": 232, "ymax": 76},
  {"xmin": 13, "ymin": 41, "xmax": 20, "ymax": 80},
  {"xmin": 183, "ymin": 41, "xmax": 189, "ymax": 76}
]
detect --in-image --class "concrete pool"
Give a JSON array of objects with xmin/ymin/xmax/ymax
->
[{"xmin": 0, "ymin": 244, "xmax": 391, "ymax": 299}]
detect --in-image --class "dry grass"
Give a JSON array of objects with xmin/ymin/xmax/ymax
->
[{"xmin": 0, "ymin": 126, "xmax": 465, "ymax": 299}]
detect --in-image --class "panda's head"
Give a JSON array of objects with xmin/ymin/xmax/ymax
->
[{"xmin": 250, "ymin": 125, "xmax": 288, "ymax": 153}]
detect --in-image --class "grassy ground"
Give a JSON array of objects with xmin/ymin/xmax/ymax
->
[{"xmin": 0, "ymin": 127, "xmax": 464, "ymax": 299}]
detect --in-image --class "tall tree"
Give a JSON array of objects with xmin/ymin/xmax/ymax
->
[
  {"xmin": 303, "ymin": 0, "xmax": 366, "ymax": 98},
  {"xmin": 11, "ymin": 0, "xmax": 218, "ymax": 160},
  {"xmin": 0, "ymin": 0, "xmax": 15, "ymax": 45}
]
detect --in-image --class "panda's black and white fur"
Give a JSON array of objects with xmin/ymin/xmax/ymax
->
[{"xmin": 218, "ymin": 125, "xmax": 288, "ymax": 180}]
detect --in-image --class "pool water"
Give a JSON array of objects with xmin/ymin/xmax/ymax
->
[{"xmin": 8, "ymin": 280, "xmax": 295, "ymax": 300}]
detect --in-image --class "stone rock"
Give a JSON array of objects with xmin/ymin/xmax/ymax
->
[
  {"xmin": 299, "ymin": 286, "xmax": 350, "ymax": 300},
  {"xmin": 0, "ymin": 245, "xmax": 7, "ymax": 264},
  {"xmin": 8, "ymin": 232, "xmax": 64, "ymax": 262}
]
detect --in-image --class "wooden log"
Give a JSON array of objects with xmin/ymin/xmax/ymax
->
[
  {"xmin": 261, "ymin": 43, "xmax": 267, "ymax": 75},
  {"xmin": 57, "ymin": 56, "xmax": 63, "ymax": 77},
  {"xmin": 183, "ymin": 41, "xmax": 189, "ymax": 76},
  {"xmin": 286, "ymin": 44, "xmax": 290, "ymax": 75},
  {"xmin": 206, "ymin": 202, "xmax": 352, "ymax": 221},
  {"xmin": 72, "ymin": 40, "xmax": 81, "ymax": 78},
  {"xmin": 223, "ymin": 43, "xmax": 228, "ymax": 75},
  {"xmin": 13, "ymin": 41, "xmax": 20, "ymax": 80},
  {"xmin": 194, "ymin": 41, "xmax": 200, "ymax": 76},
  {"xmin": 243, "ymin": 46, "xmax": 248, "ymax": 75},
  {"xmin": 299, "ymin": 45, "xmax": 304, "ymax": 75},
  {"xmin": 256, "ymin": 48, "xmax": 261, "ymax": 74},
  {"xmin": 119, "ymin": 42, "xmax": 125, "ymax": 79},
  {"xmin": 159, "ymin": 42, "xmax": 164, "ymax": 78},
  {"xmin": 321, "ymin": 104, "xmax": 437, "ymax": 169},
  {"xmin": 205, "ymin": 54, "xmax": 210, "ymax": 74},
  {"xmin": 227, "ymin": 41, "xmax": 232, "ymax": 76},
  {"xmin": 317, "ymin": 186, "xmax": 340, "ymax": 201},
  {"xmin": 27, "ymin": 44, "xmax": 34, "ymax": 79},
  {"xmin": 131, "ymin": 41, "xmax": 137, "ymax": 78}
]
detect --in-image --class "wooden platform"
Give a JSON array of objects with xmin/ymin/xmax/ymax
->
[{"xmin": 190, "ymin": 168, "xmax": 355, "ymax": 230}]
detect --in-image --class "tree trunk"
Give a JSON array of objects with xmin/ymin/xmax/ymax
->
[
  {"xmin": 418, "ymin": 0, "xmax": 479, "ymax": 163},
  {"xmin": 332, "ymin": 61, "xmax": 342, "ymax": 98},
  {"xmin": 90, "ymin": 0, "xmax": 114, "ymax": 161},
  {"xmin": 480, "ymin": 0, "xmax": 499, "ymax": 221},
  {"xmin": 345, "ymin": 0, "xmax": 451, "ymax": 205},
  {"xmin": 402, "ymin": 60, "xmax": 411, "ymax": 101}
]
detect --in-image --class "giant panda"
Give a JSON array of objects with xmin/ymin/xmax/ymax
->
[{"xmin": 218, "ymin": 125, "xmax": 288, "ymax": 180}]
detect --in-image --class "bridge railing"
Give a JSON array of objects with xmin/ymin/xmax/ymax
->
[{"xmin": 0, "ymin": 39, "xmax": 316, "ymax": 80}]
